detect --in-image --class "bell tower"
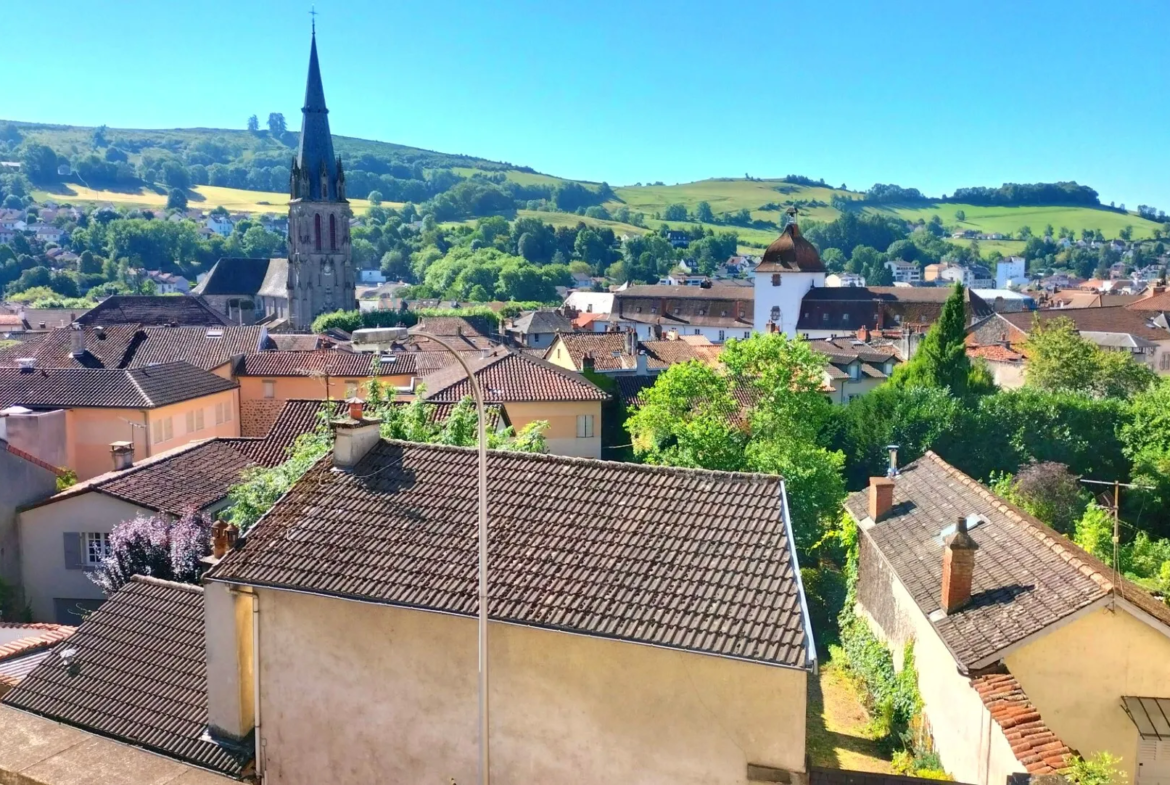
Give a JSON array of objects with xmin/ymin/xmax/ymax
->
[{"xmin": 287, "ymin": 24, "xmax": 354, "ymax": 330}]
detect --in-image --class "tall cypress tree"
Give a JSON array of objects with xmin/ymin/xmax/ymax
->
[{"xmin": 890, "ymin": 283, "xmax": 972, "ymax": 396}]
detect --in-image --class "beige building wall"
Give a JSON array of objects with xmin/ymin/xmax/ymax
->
[
  {"xmin": 504, "ymin": 400, "xmax": 602, "ymax": 458},
  {"xmin": 19, "ymin": 491, "xmax": 151, "ymax": 622},
  {"xmin": 544, "ymin": 339, "xmax": 578, "ymax": 372},
  {"xmin": 144, "ymin": 389, "xmax": 240, "ymax": 461},
  {"xmin": 236, "ymin": 374, "xmax": 413, "ymax": 403},
  {"xmin": 986, "ymin": 359, "xmax": 1025, "ymax": 389},
  {"xmin": 253, "ymin": 589, "xmax": 806, "ymax": 785},
  {"xmin": 856, "ymin": 533, "xmax": 1025, "ymax": 785},
  {"xmin": 1006, "ymin": 604, "xmax": 1170, "ymax": 781},
  {"xmin": 63, "ymin": 389, "xmax": 239, "ymax": 481}
]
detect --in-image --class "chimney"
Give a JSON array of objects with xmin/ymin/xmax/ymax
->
[
  {"xmin": 868, "ymin": 476, "xmax": 895, "ymax": 521},
  {"xmin": 625, "ymin": 328, "xmax": 638, "ymax": 358},
  {"xmin": 941, "ymin": 516, "xmax": 979, "ymax": 614},
  {"xmin": 581, "ymin": 352, "xmax": 595, "ymax": 373},
  {"xmin": 332, "ymin": 400, "xmax": 382, "ymax": 470},
  {"xmin": 69, "ymin": 325, "xmax": 85, "ymax": 358},
  {"xmin": 857, "ymin": 325, "xmax": 869, "ymax": 342},
  {"xmin": 209, "ymin": 520, "xmax": 239, "ymax": 560},
  {"xmin": 635, "ymin": 350, "xmax": 649, "ymax": 376},
  {"xmin": 110, "ymin": 441, "xmax": 134, "ymax": 471}
]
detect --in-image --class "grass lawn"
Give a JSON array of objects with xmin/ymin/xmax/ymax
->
[
  {"xmin": 806, "ymin": 661, "xmax": 893, "ymax": 772},
  {"xmin": 948, "ymin": 237, "xmax": 1028, "ymax": 259},
  {"xmin": 33, "ymin": 184, "xmax": 396, "ymax": 215},
  {"xmin": 610, "ymin": 178, "xmax": 848, "ymax": 223},
  {"xmin": 450, "ymin": 167, "xmax": 577, "ymax": 188},
  {"xmin": 873, "ymin": 202, "xmax": 1161, "ymax": 240}
]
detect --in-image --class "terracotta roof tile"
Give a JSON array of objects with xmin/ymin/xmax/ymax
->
[
  {"xmin": 238, "ymin": 349, "xmax": 390, "ymax": 377},
  {"xmin": 1002, "ymin": 306, "xmax": 1170, "ymax": 343},
  {"xmin": 1, "ymin": 577, "xmax": 250, "ymax": 776},
  {"xmin": 553, "ymin": 333, "xmax": 720, "ymax": 372},
  {"xmin": 75, "ymin": 296, "xmax": 230, "ymax": 327},
  {"xmin": 420, "ymin": 346, "xmax": 608, "ymax": 403},
  {"xmin": 0, "ymin": 362, "xmax": 237, "ymax": 409},
  {"xmin": 971, "ymin": 671, "xmax": 1072, "ymax": 773},
  {"xmin": 208, "ymin": 440, "xmax": 812, "ymax": 668}
]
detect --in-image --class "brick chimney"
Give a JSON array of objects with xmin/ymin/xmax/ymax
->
[
  {"xmin": 857, "ymin": 325, "xmax": 869, "ymax": 342},
  {"xmin": 868, "ymin": 476, "xmax": 895, "ymax": 521},
  {"xmin": 581, "ymin": 352, "xmax": 595, "ymax": 373},
  {"xmin": 941, "ymin": 516, "xmax": 979, "ymax": 614},
  {"xmin": 110, "ymin": 441, "xmax": 134, "ymax": 471},
  {"xmin": 209, "ymin": 520, "xmax": 239, "ymax": 560},
  {"xmin": 332, "ymin": 399, "xmax": 382, "ymax": 470},
  {"xmin": 69, "ymin": 324, "xmax": 85, "ymax": 358}
]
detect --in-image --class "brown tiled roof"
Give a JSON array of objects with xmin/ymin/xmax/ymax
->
[
  {"xmin": 127, "ymin": 326, "xmax": 266, "ymax": 371},
  {"xmin": 76, "ymin": 296, "xmax": 230, "ymax": 327},
  {"xmin": 755, "ymin": 222, "xmax": 826, "ymax": 274},
  {"xmin": 2, "ymin": 439, "xmax": 66, "ymax": 477},
  {"xmin": 967, "ymin": 344, "xmax": 1024, "ymax": 362},
  {"xmin": 269, "ymin": 333, "xmax": 321, "ymax": 351},
  {"xmin": 420, "ymin": 346, "xmax": 609, "ymax": 403},
  {"xmin": 2, "ymin": 577, "xmax": 251, "ymax": 777},
  {"xmin": 240, "ymin": 398, "xmax": 287, "ymax": 437},
  {"xmin": 965, "ymin": 313, "xmax": 1030, "ymax": 348},
  {"xmin": 208, "ymin": 440, "xmax": 812, "ymax": 668},
  {"xmin": 847, "ymin": 451, "xmax": 1170, "ymax": 671},
  {"xmin": 0, "ymin": 624, "xmax": 73, "ymax": 663},
  {"xmin": 1127, "ymin": 290, "xmax": 1170, "ymax": 312},
  {"xmin": 0, "ymin": 362, "xmax": 237, "ymax": 409},
  {"xmin": 411, "ymin": 315, "xmax": 494, "ymax": 337},
  {"xmin": 807, "ymin": 338, "xmax": 898, "ymax": 365},
  {"xmin": 972, "ymin": 671, "xmax": 1072, "ymax": 774},
  {"xmin": 553, "ymin": 333, "xmax": 718, "ymax": 372},
  {"xmin": 0, "ymin": 323, "xmax": 142, "ymax": 369},
  {"xmin": 238, "ymin": 349, "xmax": 383, "ymax": 377},
  {"xmin": 614, "ymin": 285, "xmax": 754, "ymax": 329},
  {"xmin": 192, "ymin": 256, "xmax": 278, "ymax": 296},
  {"xmin": 798, "ymin": 287, "xmax": 994, "ymax": 332},
  {"xmin": 1001, "ymin": 306, "xmax": 1170, "ymax": 343},
  {"xmin": 507, "ymin": 310, "xmax": 571, "ymax": 335}
]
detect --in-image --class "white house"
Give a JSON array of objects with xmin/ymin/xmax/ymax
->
[
  {"xmin": 752, "ymin": 221, "xmax": 827, "ymax": 336},
  {"xmin": 996, "ymin": 256, "xmax": 1027, "ymax": 289},
  {"xmin": 885, "ymin": 259, "xmax": 921, "ymax": 284},
  {"xmin": 825, "ymin": 272, "xmax": 866, "ymax": 288},
  {"xmin": 359, "ymin": 269, "xmax": 386, "ymax": 284},
  {"xmin": 205, "ymin": 214, "xmax": 234, "ymax": 237}
]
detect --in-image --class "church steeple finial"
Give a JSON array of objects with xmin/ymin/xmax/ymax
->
[{"xmin": 295, "ymin": 18, "xmax": 341, "ymax": 201}]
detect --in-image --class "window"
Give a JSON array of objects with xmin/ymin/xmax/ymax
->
[
  {"xmin": 822, "ymin": 312, "xmax": 829, "ymax": 323},
  {"xmin": 770, "ymin": 306, "xmax": 780, "ymax": 323},
  {"xmin": 576, "ymin": 414, "xmax": 595, "ymax": 439},
  {"xmin": 771, "ymin": 273, "xmax": 781, "ymax": 286},
  {"xmin": 345, "ymin": 381, "xmax": 359, "ymax": 398},
  {"xmin": 84, "ymin": 533, "xmax": 111, "ymax": 567},
  {"xmin": 152, "ymin": 416, "xmax": 173, "ymax": 445},
  {"xmin": 263, "ymin": 380, "xmax": 276, "ymax": 399},
  {"xmin": 330, "ymin": 214, "xmax": 337, "ymax": 250},
  {"xmin": 693, "ymin": 328, "xmax": 701, "ymax": 335},
  {"xmin": 1161, "ymin": 353, "xmax": 1170, "ymax": 371},
  {"xmin": 650, "ymin": 305, "xmax": 658, "ymax": 314},
  {"xmin": 314, "ymin": 214, "xmax": 322, "ymax": 251},
  {"xmin": 185, "ymin": 408, "xmax": 205, "ymax": 433},
  {"xmin": 849, "ymin": 364, "xmax": 861, "ymax": 380},
  {"xmin": 842, "ymin": 313, "xmax": 850, "ymax": 324},
  {"xmin": 744, "ymin": 331, "xmax": 751, "ymax": 339},
  {"xmin": 215, "ymin": 402, "xmax": 225, "ymax": 425},
  {"xmin": 718, "ymin": 330, "xmax": 725, "ymax": 341}
]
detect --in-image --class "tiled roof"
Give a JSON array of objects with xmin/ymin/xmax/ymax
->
[
  {"xmin": 552, "ymin": 333, "xmax": 717, "ymax": 372},
  {"xmin": 847, "ymin": 451, "xmax": 1170, "ymax": 671},
  {"xmin": 421, "ymin": 346, "xmax": 609, "ymax": 403},
  {"xmin": 208, "ymin": 440, "xmax": 812, "ymax": 668},
  {"xmin": 411, "ymin": 315, "xmax": 494, "ymax": 337},
  {"xmin": 971, "ymin": 671, "xmax": 1072, "ymax": 774},
  {"xmin": 1002, "ymin": 306, "xmax": 1170, "ymax": 343},
  {"xmin": 76, "ymin": 296, "xmax": 230, "ymax": 327},
  {"xmin": 614, "ymin": 286, "xmax": 754, "ymax": 328},
  {"xmin": 0, "ymin": 325, "xmax": 266, "ymax": 372},
  {"xmin": 1127, "ymin": 290, "xmax": 1170, "ymax": 312},
  {"xmin": 269, "ymin": 333, "xmax": 320, "ymax": 351},
  {"xmin": 808, "ymin": 338, "xmax": 897, "ymax": 365},
  {"xmin": 507, "ymin": 310, "xmax": 572, "ymax": 334},
  {"xmin": 967, "ymin": 344, "xmax": 1024, "ymax": 362},
  {"xmin": 127, "ymin": 326, "xmax": 267, "ymax": 371},
  {"xmin": 755, "ymin": 223, "xmax": 826, "ymax": 274},
  {"xmin": 2, "ymin": 577, "xmax": 250, "ymax": 777},
  {"xmin": 192, "ymin": 257, "xmax": 278, "ymax": 296},
  {"xmin": 0, "ymin": 624, "xmax": 73, "ymax": 664},
  {"xmin": 798, "ymin": 287, "xmax": 994, "ymax": 332},
  {"xmin": 238, "ymin": 350, "xmax": 384, "ymax": 377},
  {"xmin": 240, "ymin": 399, "xmax": 288, "ymax": 438},
  {"xmin": 0, "ymin": 362, "xmax": 237, "ymax": 409}
]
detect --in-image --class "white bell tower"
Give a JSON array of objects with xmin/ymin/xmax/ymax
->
[{"xmin": 752, "ymin": 209, "xmax": 826, "ymax": 337}]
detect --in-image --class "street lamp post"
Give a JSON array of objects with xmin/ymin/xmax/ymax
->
[{"xmin": 374, "ymin": 327, "xmax": 490, "ymax": 784}]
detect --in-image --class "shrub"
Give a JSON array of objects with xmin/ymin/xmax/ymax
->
[
  {"xmin": 88, "ymin": 509, "xmax": 212, "ymax": 593},
  {"xmin": 1067, "ymin": 752, "xmax": 1128, "ymax": 785}
]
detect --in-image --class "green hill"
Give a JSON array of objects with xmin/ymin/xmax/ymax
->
[{"xmin": 3, "ymin": 120, "xmax": 1163, "ymax": 254}]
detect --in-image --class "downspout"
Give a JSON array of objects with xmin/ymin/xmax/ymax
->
[
  {"xmin": 141, "ymin": 410, "xmax": 151, "ymax": 458},
  {"xmin": 252, "ymin": 589, "xmax": 262, "ymax": 780}
]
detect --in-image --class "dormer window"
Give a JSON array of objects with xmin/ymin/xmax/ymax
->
[
  {"xmin": 849, "ymin": 363, "xmax": 861, "ymax": 380},
  {"xmin": 772, "ymin": 274, "xmax": 781, "ymax": 286},
  {"xmin": 842, "ymin": 313, "xmax": 850, "ymax": 324},
  {"xmin": 721, "ymin": 309, "xmax": 728, "ymax": 317},
  {"xmin": 822, "ymin": 313, "xmax": 829, "ymax": 323},
  {"xmin": 650, "ymin": 305, "xmax": 658, "ymax": 314},
  {"xmin": 770, "ymin": 306, "xmax": 780, "ymax": 322},
  {"xmin": 636, "ymin": 306, "xmax": 643, "ymax": 313}
]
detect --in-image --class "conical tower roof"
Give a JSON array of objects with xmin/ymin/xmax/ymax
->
[{"xmin": 295, "ymin": 30, "xmax": 339, "ymax": 201}]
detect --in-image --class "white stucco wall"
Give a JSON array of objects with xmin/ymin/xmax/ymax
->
[
  {"xmin": 18, "ymin": 491, "xmax": 150, "ymax": 622},
  {"xmin": 856, "ymin": 532, "xmax": 1025, "ymax": 785},
  {"xmin": 753, "ymin": 271, "xmax": 824, "ymax": 337},
  {"xmin": 254, "ymin": 589, "xmax": 808, "ymax": 785}
]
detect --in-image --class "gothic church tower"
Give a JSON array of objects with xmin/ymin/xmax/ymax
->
[{"xmin": 287, "ymin": 26, "xmax": 354, "ymax": 330}]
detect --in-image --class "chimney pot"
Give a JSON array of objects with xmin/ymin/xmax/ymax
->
[
  {"xmin": 581, "ymin": 352, "xmax": 595, "ymax": 373},
  {"xmin": 70, "ymin": 325, "xmax": 85, "ymax": 358},
  {"xmin": 347, "ymin": 396, "xmax": 364, "ymax": 421},
  {"xmin": 331, "ymin": 413, "xmax": 382, "ymax": 470},
  {"xmin": 868, "ymin": 476, "xmax": 895, "ymax": 521},
  {"xmin": 110, "ymin": 441, "xmax": 134, "ymax": 471},
  {"xmin": 941, "ymin": 515, "xmax": 980, "ymax": 614}
]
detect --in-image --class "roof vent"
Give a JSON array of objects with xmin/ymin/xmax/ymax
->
[
  {"xmin": 206, "ymin": 328, "xmax": 224, "ymax": 338},
  {"xmin": 379, "ymin": 354, "xmax": 397, "ymax": 364},
  {"xmin": 933, "ymin": 514, "xmax": 987, "ymax": 546},
  {"xmin": 16, "ymin": 357, "xmax": 36, "ymax": 372}
]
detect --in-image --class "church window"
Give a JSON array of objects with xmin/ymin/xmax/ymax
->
[
  {"xmin": 772, "ymin": 274, "xmax": 781, "ymax": 286},
  {"xmin": 770, "ymin": 306, "xmax": 780, "ymax": 322},
  {"xmin": 314, "ymin": 214, "xmax": 322, "ymax": 251},
  {"xmin": 330, "ymin": 214, "xmax": 337, "ymax": 250}
]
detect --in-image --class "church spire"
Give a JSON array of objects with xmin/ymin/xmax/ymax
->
[{"xmin": 295, "ymin": 25, "xmax": 340, "ymax": 201}]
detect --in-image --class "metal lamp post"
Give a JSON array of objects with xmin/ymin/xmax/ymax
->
[{"xmin": 376, "ymin": 327, "xmax": 490, "ymax": 784}]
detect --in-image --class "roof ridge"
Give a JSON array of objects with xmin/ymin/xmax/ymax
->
[
  {"xmin": 371, "ymin": 437, "xmax": 784, "ymax": 485},
  {"xmin": 129, "ymin": 574, "xmax": 204, "ymax": 593},
  {"xmin": 122, "ymin": 365, "xmax": 153, "ymax": 407},
  {"xmin": 922, "ymin": 451, "xmax": 1114, "ymax": 591}
]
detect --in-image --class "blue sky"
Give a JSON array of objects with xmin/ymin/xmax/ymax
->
[{"xmin": 3, "ymin": 0, "xmax": 1168, "ymax": 207}]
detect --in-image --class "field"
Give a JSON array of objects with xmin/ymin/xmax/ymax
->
[
  {"xmin": 610, "ymin": 178, "xmax": 848, "ymax": 224},
  {"xmin": 33, "ymin": 184, "xmax": 395, "ymax": 215},
  {"xmin": 874, "ymin": 202, "xmax": 1162, "ymax": 240}
]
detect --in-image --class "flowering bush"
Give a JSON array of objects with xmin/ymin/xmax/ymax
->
[{"xmin": 88, "ymin": 508, "xmax": 212, "ymax": 594}]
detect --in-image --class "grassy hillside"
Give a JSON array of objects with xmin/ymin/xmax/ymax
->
[
  {"xmin": 32, "ymin": 183, "xmax": 394, "ymax": 214},
  {"xmin": 873, "ymin": 202, "xmax": 1162, "ymax": 240},
  {"xmin": 610, "ymin": 178, "xmax": 848, "ymax": 224}
]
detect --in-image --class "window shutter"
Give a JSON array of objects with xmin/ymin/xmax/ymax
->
[{"xmin": 63, "ymin": 532, "xmax": 84, "ymax": 570}]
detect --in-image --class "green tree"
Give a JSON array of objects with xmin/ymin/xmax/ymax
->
[
  {"xmin": 890, "ymin": 284, "xmax": 974, "ymax": 397},
  {"xmin": 574, "ymin": 228, "xmax": 609, "ymax": 269},
  {"xmin": 695, "ymin": 201, "xmax": 715, "ymax": 223},
  {"xmin": 166, "ymin": 188, "xmax": 188, "ymax": 211},
  {"xmin": 20, "ymin": 143, "xmax": 60, "ymax": 183},
  {"xmin": 1119, "ymin": 225, "xmax": 1133, "ymax": 241},
  {"xmin": 367, "ymin": 190, "xmax": 383, "ymax": 205},
  {"xmin": 663, "ymin": 203, "xmax": 688, "ymax": 222},
  {"xmin": 247, "ymin": 115, "xmax": 259, "ymax": 132},
  {"xmin": 1023, "ymin": 317, "xmax": 1156, "ymax": 398},
  {"xmin": 954, "ymin": 209, "xmax": 966, "ymax": 221},
  {"xmin": 267, "ymin": 112, "xmax": 287, "ymax": 136}
]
